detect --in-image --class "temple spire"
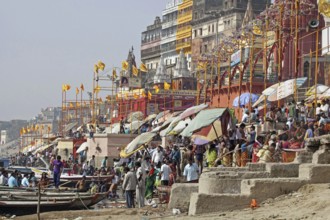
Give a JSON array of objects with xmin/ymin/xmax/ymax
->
[{"xmin": 242, "ymin": 0, "xmax": 254, "ymax": 27}]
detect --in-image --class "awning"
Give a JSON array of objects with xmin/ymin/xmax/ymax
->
[
  {"xmin": 33, "ymin": 143, "xmax": 54, "ymax": 154},
  {"xmin": 126, "ymin": 121, "xmax": 145, "ymax": 133},
  {"xmin": 305, "ymin": 84, "xmax": 329, "ymax": 96},
  {"xmin": 267, "ymin": 77, "xmax": 307, "ymax": 102},
  {"xmin": 64, "ymin": 122, "xmax": 78, "ymax": 133},
  {"xmin": 162, "ymin": 104, "xmax": 208, "ymax": 136},
  {"xmin": 144, "ymin": 114, "xmax": 157, "ymax": 123},
  {"xmin": 179, "ymin": 103, "xmax": 208, "ymax": 119},
  {"xmin": 165, "ymin": 118, "xmax": 191, "ymax": 136},
  {"xmin": 120, "ymin": 132, "xmax": 157, "ymax": 158},
  {"xmin": 127, "ymin": 111, "xmax": 144, "ymax": 122},
  {"xmin": 181, "ymin": 108, "xmax": 228, "ymax": 137},
  {"xmin": 105, "ymin": 123, "xmax": 121, "ymax": 134},
  {"xmin": 57, "ymin": 140, "xmax": 74, "ymax": 150},
  {"xmin": 233, "ymin": 93, "xmax": 259, "ymax": 108},
  {"xmin": 191, "ymin": 119, "xmax": 222, "ymax": 142},
  {"xmin": 76, "ymin": 142, "xmax": 88, "ymax": 153}
]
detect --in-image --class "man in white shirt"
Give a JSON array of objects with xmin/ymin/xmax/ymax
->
[
  {"xmin": 321, "ymin": 100, "xmax": 329, "ymax": 117},
  {"xmin": 241, "ymin": 111, "xmax": 249, "ymax": 123},
  {"xmin": 21, "ymin": 174, "xmax": 29, "ymax": 187},
  {"xmin": 159, "ymin": 159, "xmax": 172, "ymax": 186},
  {"xmin": 135, "ymin": 161, "xmax": 146, "ymax": 208},
  {"xmin": 89, "ymin": 155, "xmax": 96, "ymax": 175},
  {"xmin": 0, "ymin": 171, "xmax": 8, "ymax": 186},
  {"xmin": 183, "ymin": 158, "xmax": 199, "ymax": 183},
  {"xmin": 152, "ymin": 146, "xmax": 164, "ymax": 165}
]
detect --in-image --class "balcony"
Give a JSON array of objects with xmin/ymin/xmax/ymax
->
[
  {"xmin": 178, "ymin": 11, "xmax": 192, "ymax": 24},
  {"xmin": 162, "ymin": 20, "xmax": 177, "ymax": 29},
  {"xmin": 178, "ymin": 0, "xmax": 193, "ymax": 10},
  {"xmin": 176, "ymin": 26, "xmax": 192, "ymax": 40},
  {"xmin": 176, "ymin": 41, "xmax": 191, "ymax": 51}
]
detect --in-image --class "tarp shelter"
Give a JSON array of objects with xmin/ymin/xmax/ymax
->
[
  {"xmin": 165, "ymin": 118, "xmax": 191, "ymax": 136},
  {"xmin": 120, "ymin": 132, "xmax": 157, "ymax": 158},
  {"xmin": 105, "ymin": 123, "xmax": 121, "ymax": 134},
  {"xmin": 162, "ymin": 104, "xmax": 208, "ymax": 136},
  {"xmin": 191, "ymin": 119, "xmax": 223, "ymax": 142},
  {"xmin": 181, "ymin": 108, "xmax": 231, "ymax": 138},
  {"xmin": 64, "ymin": 122, "xmax": 78, "ymax": 133},
  {"xmin": 127, "ymin": 111, "xmax": 144, "ymax": 122},
  {"xmin": 267, "ymin": 77, "xmax": 307, "ymax": 102},
  {"xmin": 305, "ymin": 84, "xmax": 329, "ymax": 96},
  {"xmin": 76, "ymin": 142, "xmax": 88, "ymax": 153},
  {"xmin": 233, "ymin": 93, "xmax": 259, "ymax": 108}
]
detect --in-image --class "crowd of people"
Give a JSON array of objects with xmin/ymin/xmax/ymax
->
[{"xmin": 3, "ymin": 98, "xmax": 330, "ymax": 209}]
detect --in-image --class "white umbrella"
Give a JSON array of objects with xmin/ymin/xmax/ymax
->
[
  {"xmin": 76, "ymin": 142, "xmax": 88, "ymax": 153},
  {"xmin": 267, "ymin": 77, "xmax": 307, "ymax": 102}
]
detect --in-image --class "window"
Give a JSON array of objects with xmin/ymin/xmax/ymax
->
[
  {"xmin": 199, "ymin": 28, "xmax": 203, "ymax": 36},
  {"xmin": 204, "ymin": 44, "xmax": 208, "ymax": 52},
  {"xmin": 212, "ymin": 24, "xmax": 214, "ymax": 33},
  {"xmin": 194, "ymin": 29, "xmax": 197, "ymax": 38},
  {"xmin": 208, "ymin": 25, "xmax": 211, "ymax": 32}
]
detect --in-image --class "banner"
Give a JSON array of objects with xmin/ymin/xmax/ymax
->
[{"xmin": 129, "ymin": 77, "xmax": 142, "ymax": 88}]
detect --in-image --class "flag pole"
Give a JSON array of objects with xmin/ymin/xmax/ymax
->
[
  {"xmin": 227, "ymin": 53, "xmax": 232, "ymax": 108},
  {"xmin": 249, "ymin": 32, "xmax": 255, "ymax": 113},
  {"xmin": 196, "ymin": 68, "xmax": 200, "ymax": 105},
  {"xmin": 314, "ymin": 12, "xmax": 320, "ymax": 108},
  {"xmin": 204, "ymin": 63, "xmax": 207, "ymax": 104},
  {"xmin": 217, "ymin": 51, "xmax": 221, "ymax": 107}
]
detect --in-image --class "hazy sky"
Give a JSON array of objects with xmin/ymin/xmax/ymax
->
[{"xmin": 0, "ymin": 0, "xmax": 165, "ymax": 121}]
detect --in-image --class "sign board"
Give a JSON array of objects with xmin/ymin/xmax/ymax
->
[
  {"xmin": 147, "ymin": 103, "xmax": 159, "ymax": 115},
  {"xmin": 129, "ymin": 77, "xmax": 142, "ymax": 88},
  {"xmin": 231, "ymin": 50, "xmax": 241, "ymax": 67},
  {"xmin": 174, "ymin": 100, "xmax": 182, "ymax": 107},
  {"xmin": 322, "ymin": 26, "xmax": 330, "ymax": 55}
]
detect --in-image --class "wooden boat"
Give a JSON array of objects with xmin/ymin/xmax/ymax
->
[{"xmin": 0, "ymin": 191, "xmax": 108, "ymax": 215}]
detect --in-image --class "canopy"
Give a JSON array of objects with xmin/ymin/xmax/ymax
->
[
  {"xmin": 166, "ymin": 118, "xmax": 191, "ymax": 136},
  {"xmin": 191, "ymin": 119, "xmax": 222, "ymax": 142},
  {"xmin": 252, "ymin": 94, "xmax": 266, "ymax": 108},
  {"xmin": 105, "ymin": 123, "xmax": 121, "ymax": 134},
  {"xmin": 76, "ymin": 142, "xmax": 88, "ymax": 153},
  {"xmin": 64, "ymin": 122, "xmax": 78, "ymax": 133},
  {"xmin": 306, "ymin": 84, "xmax": 329, "ymax": 96},
  {"xmin": 181, "ymin": 108, "xmax": 228, "ymax": 137},
  {"xmin": 33, "ymin": 143, "xmax": 54, "ymax": 154},
  {"xmin": 180, "ymin": 103, "xmax": 208, "ymax": 119},
  {"xmin": 144, "ymin": 114, "xmax": 157, "ymax": 123},
  {"xmin": 262, "ymin": 84, "xmax": 279, "ymax": 96},
  {"xmin": 267, "ymin": 77, "xmax": 307, "ymax": 102},
  {"xmin": 126, "ymin": 120, "xmax": 145, "ymax": 133},
  {"xmin": 161, "ymin": 104, "xmax": 208, "ymax": 136},
  {"xmin": 120, "ymin": 132, "xmax": 157, "ymax": 158},
  {"xmin": 127, "ymin": 111, "xmax": 144, "ymax": 122},
  {"xmin": 233, "ymin": 93, "xmax": 259, "ymax": 108}
]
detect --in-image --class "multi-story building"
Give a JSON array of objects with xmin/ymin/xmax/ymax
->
[
  {"xmin": 0, "ymin": 130, "xmax": 7, "ymax": 145},
  {"xmin": 191, "ymin": 0, "xmax": 269, "ymax": 70},
  {"xmin": 161, "ymin": 0, "xmax": 180, "ymax": 68},
  {"xmin": 141, "ymin": 16, "xmax": 162, "ymax": 71},
  {"xmin": 176, "ymin": 0, "xmax": 193, "ymax": 69}
]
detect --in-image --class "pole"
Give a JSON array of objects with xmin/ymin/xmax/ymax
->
[
  {"xmin": 37, "ymin": 184, "xmax": 41, "ymax": 220},
  {"xmin": 314, "ymin": 12, "xmax": 320, "ymax": 107},
  {"xmin": 204, "ymin": 63, "xmax": 207, "ymax": 104},
  {"xmin": 308, "ymin": 49, "xmax": 312, "ymax": 88},
  {"xmin": 80, "ymin": 86, "xmax": 83, "ymax": 125},
  {"xmin": 277, "ymin": 5, "xmax": 283, "ymax": 107},
  {"xmin": 294, "ymin": 0, "xmax": 299, "ymax": 101},
  {"xmin": 210, "ymin": 58, "xmax": 214, "ymax": 105},
  {"xmin": 249, "ymin": 33, "xmax": 255, "ymax": 113},
  {"xmin": 217, "ymin": 51, "xmax": 221, "ymax": 107},
  {"xmin": 227, "ymin": 53, "xmax": 232, "ymax": 108},
  {"xmin": 196, "ymin": 69, "xmax": 200, "ymax": 105},
  {"xmin": 263, "ymin": 14, "xmax": 269, "ymax": 116},
  {"xmin": 238, "ymin": 39, "xmax": 243, "ymax": 117}
]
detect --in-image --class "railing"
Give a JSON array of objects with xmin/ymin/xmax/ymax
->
[
  {"xmin": 178, "ymin": 11, "xmax": 192, "ymax": 24},
  {"xmin": 176, "ymin": 41, "xmax": 191, "ymax": 50}
]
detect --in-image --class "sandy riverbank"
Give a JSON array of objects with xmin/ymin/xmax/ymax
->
[{"xmin": 11, "ymin": 184, "xmax": 330, "ymax": 220}]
